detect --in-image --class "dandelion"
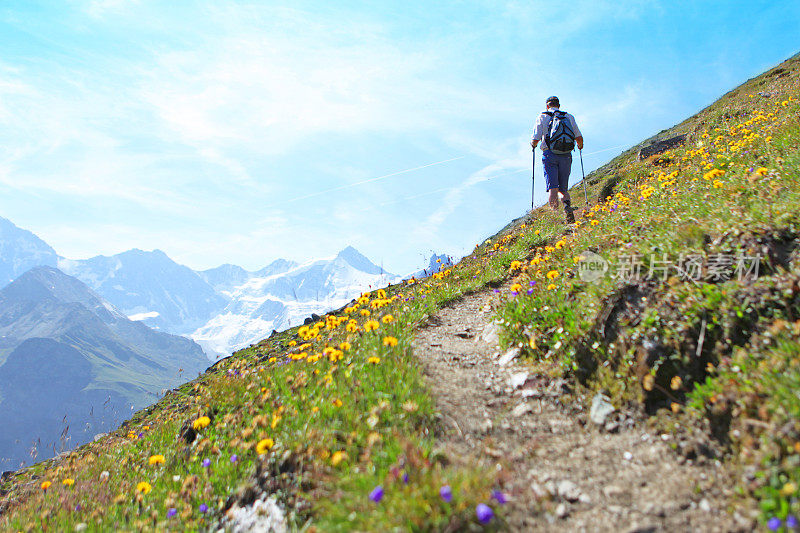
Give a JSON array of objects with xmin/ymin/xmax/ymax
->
[
  {"xmin": 369, "ymin": 485, "xmax": 384, "ymax": 503},
  {"xmin": 510, "ymin": 283, "xmax": 522, "ymax": 293},
  {"xmin": 590, "ymin": 220, "xmax": 600, "ymax": 226},
  {"xmin": 368, "ymin": 356, "xmax": 381, "ymax": 364},
  {"xmin": 383, "ymin": 336, "xmax": 398, "ymax": 347},
  {"xmin": 333, "ymin": 398, "xmax": 343, "ymax": 407},
  {"xmin": 148, "ymin": 455, "xmax": 165, "ymax": 465},
  {"xmin": 193, "ymin": 416, "xmax": 211, "ymax": 430},
  {"xmin": 364, "ymin": 320, "xmax": 380, "ymax": 332},
  {"xmin": 339, "ymin": 341, "xmax": 351, "ymax": 351},
  {"xmin": 331, "ymin": 451, "xmax": 347, "ymax": 466},
  {"xmin": 360, "ymin": 309, "xmax": 371, "ymax": 317},
  {"xmin": 546, "ymin": 283, "xmax": 556, "ymax": 291},
  {"xmin": 755, "ymin": 167, "xmax": 769, "ymax": 176},
  {"xmin": 63, "ymin": 478, "xmax": 75, "ymax": 487},
  {"xmin": 288, "ymin": 340, "xmax": 297, "ymax": 347},
  {"xmin": 546, "ymin": 270, "xmax": 559, "ymax": 280},
  {"xmin": 440, "ymin": 485, "xmax": 453, "ymax": 502},
  {"xmin": 256, "ymin": 438, "xmax": 274, "ymax": 454},
  {"xmin": 41, "ymin": 481, "xmax": 52, "ymax": 491},
  {"xmin": 382, "ymin": 314, "xmax": 394, "ymax": 324},
  {"xmin": 136, "ymin": 481, "xmax": 152, "ymax": 495},
  {"xmin": 476, "ymin": 503, "xmax": 494, "ymax": 524},
  {"xmin": 509, "ymin": 260, "xmax": 522, "ymax": 272}
]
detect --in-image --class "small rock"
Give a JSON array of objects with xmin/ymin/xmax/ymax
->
[
  {"xmin": 497, "ymin": 347, "xmax": 521, "ymax": 366},
  {"xmin": 555, "ymin": 502, "xmax": 569, "ymax": 518},
  {"xmin": 74, "ymin": 524, "xmax": 88, "ymax": 532},
  {"xmin": 623, "ymin": 451, "xmax": 633, "ymax": 461},
  {"xmin": 481, "ymin": 323, "xmax": 501, "ymax": 345},
  {"xmin": 589, "ymin": 393, "xmax": 615, "ymax": 425},
  {"xmin": 520, "ymin": 388, "xmax": 541, "ymax": 399},
  {"xmin": 699, "ymin": 498, "xmax": 711, "ymax": 512},
  {"xmin": 557, "ymin": 480, "xmax": 581, "ymax": 502},
  {"xmin": 480, "ymin": 418, "xmax": 493, "ymax": 433},
  {"xmin": 509, "ymin": 371, "xmax": 528, "ymax": 389},
  {"xmin": 512, "ymin": 403, "xmax": 533, "ymax": 417},
  {"xmin": 604, "ymin": 421, "xmax": 620, "ymax": 433},
  {"xmin": 603, "ymin": 485, "xmax": 625, "ymax": 498}
]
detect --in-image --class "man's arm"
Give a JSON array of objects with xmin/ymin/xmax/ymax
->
[
  {"xmin": 570, "ymin": 114, "xmax": 583, "ymax": 150},
  {"xmin": 575, "ymin": 136, "xmax": 583, "ymax": 150},
  {"xmin": 530, "ymin": 113, "xmax": 546, "ymax": 149}
]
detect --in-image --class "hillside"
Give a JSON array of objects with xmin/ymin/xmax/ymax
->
[{"xmin": 0, "ymin": 53, "xmax": 798, "ymax": 531}]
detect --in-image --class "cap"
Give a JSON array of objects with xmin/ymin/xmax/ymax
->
[{"xmin": 546, "ymin": 95, "xmax": 560, "ymax": 106}]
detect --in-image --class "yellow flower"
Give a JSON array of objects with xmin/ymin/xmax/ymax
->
[
  {"xmin": 256, "ymin": 438, "xmax": 275, "ymax": 454},
  {"xmin": 546, "ymin": 270, "xmax": 559, "ymax": 280},
  {"xmin": 62, "ymin": 478, "xmax": 75, "ymax": 487},
  {"xmin": 670, "ymin": 376, "xmax": 682, "ymax": 390},
  {"xmin": 546, "ymin": 283, "xmax": 556, "ymax": 291},
  {"xmin": 41, "ymin": 481, "xmax": 52, "ymax": 491},
  {"xmin": 364, "ymin": 320, "xmax": 380, "ymax": 332},
  {"xmin": 148, "ymin": 455, "xmax": 165, "ymax": 465},
  {"xmin": 193, "ymin": 416, "xmax": 211, "ymax": 430},
  {"xmin": 670, "ymin": 402, "xmax": 681, "ymax": 414},
  {"xmin": 368, "ymin": 356, "xmax": 381, "ymax": 364},
  {"xmin": 534, "ymin": 230, "xmax": 540, "ymax": 235},
  {"xmin": 554, "ymin": 239, "xmax": 566, "ymax": 250},
  {"xmin": 136, "ymin": 481, "xmax": 152, "ymax": 495},
  {"xmin": 331, "ymin": 451, "xmax": 347, "ymax": 466},
  {"xmin": 755, "ymin": 167, "xmax": 768, "ymax": 176},
  {"xmin": 346, "ymin": 321, "xmax": 360, "ymax": 333},
  {"xmin": 339, "ymin": 341, "xmax": 351, "ymax": 351},
  {"xmin": 288, "ymin": 340, "xmax": 297, "ymax": 347},
  {"xmin": 377, "ymin": 289, "xmax": 387, "ymax": 298},
  {"xmin": 713, "ymin": 179, "xmax": 723, "ymax": 189},
  {"xmin": 781, "ymin": 482, "xmax": 797, "ymax": 497},
  {"xmin": 590, "ymin": 219, "xmax": 600, "ymax": 226},
  {"xmin": 510, "ymin": 283, "xmax": 522, "ymax": 292},
  {"xmin": 382, "ymin": 336, "xmax": 398, "ymax": 347},
  {"xmin": 643, "ymin": 374, "xmax": 655, "ymax": 391},
  {"xmin": 333, "ymin": 398, "xmax": 343, "ymax": 407},
  {"xmin": 381, "ymin": 314, "xmax": 394, "ymax": 324},
  {"xmin": 360, "ymin": 309, "xmax": 371, "ymax": 317},
  {"xmin": 509, "ymin": 260, "xmax": 522, "ymax": 272}
]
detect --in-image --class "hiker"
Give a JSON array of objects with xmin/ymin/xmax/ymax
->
[{"xmin": 530, "ymin": 96, "xmax": 583, "ymax": 224}]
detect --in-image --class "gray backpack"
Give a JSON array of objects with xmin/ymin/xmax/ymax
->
[{"xmin": 544, "ymin": 110, "xmax": 576, "ymax": 154}]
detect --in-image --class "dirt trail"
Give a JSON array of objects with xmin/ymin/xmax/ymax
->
[{"xmin": 413, "ymin": 288, "xmax": 752, "ymax": 532}]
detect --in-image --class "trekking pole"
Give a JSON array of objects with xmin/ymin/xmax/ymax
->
[
  {"xmin": 579, "ymin": 148, "xmax": 589, "ymax": 207},
  {"xmin": 531, "ymin": 146, "xmax": 535, "ymax": 210}
]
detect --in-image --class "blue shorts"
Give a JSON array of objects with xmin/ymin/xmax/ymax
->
[{"xmin": 542, "ymin": 150, "xmax": 572, "ymax": 191}]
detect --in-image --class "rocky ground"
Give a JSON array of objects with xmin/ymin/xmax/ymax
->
[{"xmin": 414, "ymin": 287, "xmax": 756, "ymax": 532}]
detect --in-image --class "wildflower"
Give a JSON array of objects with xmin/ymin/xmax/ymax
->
[
  {"xmin": 193, "ymin": 416, "xmax": 211, "ymax": 430},
  {"xmin": 787, "ymin": 515, "xmax": 798, "ymax": 528},
  {"xmin": 63, "ymin": 478, "xmax": 75, "ymax": 487},
  {"xmin": 369, "ymin": 485, "xmax": 384, "ymax": 503},
  {"xmin": 136, "ymin": 481, "xmax": 152, "ymax": 495},
  {"xmin": 148, "ymin": 455, "xmax": 165, "ymax": 465},
  {"xmin": 167, "ymin": 508, "xmax": 177, "ymax": 518},
  {"xmin": 546, "ymin": 283, "xmax": 556, "ymax": 291},
  {"xmin": 546, "ymin": 270, "xmax": 559, "ymax": 280},
  {"xmin": 199, "ymin": 503, "xmax": 209, "ymax": 513},
  {"xmin": 288, "ymin": 340, "xmax": 297, "ymax": 347},
  {"xmin": 256, "ymin": 438, "xmax": 274, "ymax": 454},
  {"xmin": 383, "ymin": 336, "xmax": 398, "ymax": 347},
  {"xmin": 755, "ymin": 167, "xmax": 769, "ymax": 176},
  {"xmin": 364, "ymin": 320, "xmax": 379, "ymax": 332},
  {"xmin": 492, "ymin": 490, "xmax": 507, "ymax": 504},
  {"xmin": 510, "ymin": 283, "xmax": 522, "ymax": 293},
  {"xmin": 382, "ymin": 314, "xmax": 394, "ymax": 324},
  {"xmin": 590, "ymin": 219, "xmax": 600, "ymax": 226},
  {"xmin": 476, "ymin": 503, "xmax": 494, "ymax": 524},
  {"xmin": 360, "ymin": 309, "xmax": 371, "ymax": 317},
  {"xmin": 671, "ymin": 402, "xmax": 681, "ymax": 414},
  {"xmin": 781, "ymin": 482, "xmax": 797, "ymax": 496},
  {"xmin": 509, "ymin": 260, "xmax": 522, "ymax": 272},
  {"xmin": 346, "ymin": 321, "xmax": 360, "ymax": 333},
  {"xmin": 339, "ymin": 341, "xmax": 351, "ymax": 351},
  {"xmin": 333, "ymin": 398, "xmax": 343, "ymax": 407},
  {"xmin": 331, "ymin": 451, "xmax": 347, "ymax": 466},
  {"xmin": 401, "ymin": 471, "xmax": 409, "ymax": 484},
  {"xmin": 41, "ymin": 481, "xmax": 51, "ymax": 491},
  {"xmin": 440, "ymin": 485, "xmax": 453, "ymax": 502},
  {"xmin": 670, "ymin": 376, "xmax": 682, "ymax": 390},
  {"xmin": 767, "ymin": 517, "xmax": 781, "ymax": 531},
  {"xmin": 368, "ymin": 356, "xmax": 381, "ymax": 364},
  {"xmin": 643, "ymin": 374, "xmax": 655, "ymax": 391},
  {"xmin": 202, "ymin": 458, "xmax": 211, "ymax": 468},
  {"xmin": 230, "ymin": 454, "xmax": 238, "ymax": 463}
]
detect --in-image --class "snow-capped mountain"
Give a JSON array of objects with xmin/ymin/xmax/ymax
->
[
  {"xmin": 0, "ymin": 216, "xmax": 59, "ymax": 287},
  {"xmin": 191, "ymin": 246, "xmax": 400, "ymax": 358},
  {"xmin": 59, "ymin": 249, "xmax": 228, "ymax": 334},
  {"xmin": 407, "ymin": 253, "xmax": 454, "ymax": 280}
]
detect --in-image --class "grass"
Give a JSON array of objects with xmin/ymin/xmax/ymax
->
[{"xmin": 1, "ymin": 52, "xmax": 799, "ymax": 531}]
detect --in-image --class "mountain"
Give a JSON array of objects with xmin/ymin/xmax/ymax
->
[
  {"xmin": 407, "ymin": 253, "xmax": 454, "ymax": 279},
  {"xmin": 0, "ymin": 216, "xmax": 58, "ymax": 288},
  {"xmin": 198, "ymin": 259, "xmax": 298, "ymax": 294},
  {"xmin": 191, "ymin": 246, "xmax": 400, "ymax": 357},
  {"xmin": 59, "ymin": 249, "xmax": 227, "ymax": 334},
  {"xmin": 0, "ymin": 267, "xmax": 208, "ymax": 469}
]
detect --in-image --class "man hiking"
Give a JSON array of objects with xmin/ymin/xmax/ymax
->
[{"xmin": 530, "ymin": 96, "xmax": 583, "ymax": 224}]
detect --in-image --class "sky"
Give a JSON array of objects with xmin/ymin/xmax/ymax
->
[{"xmin": 0, "ymin": 1, "xmax": 798, "ymax": 275}]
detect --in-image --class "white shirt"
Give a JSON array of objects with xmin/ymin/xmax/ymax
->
[{"xmin": 531, "ymin": 106, "xmax": 582, "ymax": 152}]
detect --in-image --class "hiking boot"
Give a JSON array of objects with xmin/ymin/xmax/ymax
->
[{"xmin": 565, "ymin": 207, "xmax": 575, "ymax": 224}]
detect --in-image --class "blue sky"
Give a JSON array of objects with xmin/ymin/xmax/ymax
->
[{"xmin": 0, "ymin": 1, "xmax": 798, "ymax": 274}]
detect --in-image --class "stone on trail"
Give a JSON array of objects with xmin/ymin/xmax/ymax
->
[
  {"xmin": 556, "ymin": 480, "xmax": 582, "ymax": 502},
  {"xmin": 480, "ymin": 322, "xmax": 501, "ymax": 345},
  {"xmin": 509, "ymin": 371, "xmax": 528, "ymax": 389},
  {"xmin": 589, "ymin": 393, "xmax": 615, "ymax": 425},
  {"xmin": 512, "ymin": 402, "xmax": 533, "ymax": 417},
  {"xmin": 497, "ymin": 347, "xmax": 521, "ymax": 366}
]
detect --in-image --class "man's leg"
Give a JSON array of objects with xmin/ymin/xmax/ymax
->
[
  {"xmin": 558, "ymin": 154, "xmax": 575, "ymax": 223},
  {"xmin": 543, "ymin": 151, "xmax": 561, "ymax": 209}
]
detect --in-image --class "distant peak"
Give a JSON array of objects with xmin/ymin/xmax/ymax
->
[{"xmin": 336, "ymin": 246, "xmax": 387, "ymax": 275}]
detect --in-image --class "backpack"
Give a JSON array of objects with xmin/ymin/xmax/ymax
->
[{"xmin": 544, "ymin": 110, "xmax": 575, "ymax": 154}]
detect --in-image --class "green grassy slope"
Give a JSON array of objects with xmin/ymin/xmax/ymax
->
[{"xmin": 1, "ymin": 52, "xmax": 798, "ymax": 531}]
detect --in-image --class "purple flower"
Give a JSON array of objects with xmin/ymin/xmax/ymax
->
[
  {"xmin": 768, "ymin": 517, "xmax": 782, "ymax": 531},
  {"xmin": 199, "ymin": 503, "xmax": 209, "ymax": 514},
  {"xmin": 529, "ymin": 280, "xmax": 536, "ymax": 286},
  {"xmin": 476, "ymin": 503, "xmax": 494, "ymax": 523},
  {"xmin": 202, "ymin": 458, "xmax": 211, "ymax": 468},
  {"xmin": 492, "ymin": 489, "xmax": 507, "ymax": 504},
  {"xmin": 788, "ymin": 515, "xmax": 798, "ymax": 528},
  {"xmin": 494, "ymin": 289, "xmax": 501, "ymax": 293},
  {"xmin": 230, "ymin": 454, "xmax": 238, "ymax": 463},
  {"xmin": 440, "ymin": 485, "xmax": 452, "ymax": 503},
  {"xmin": 526, "ymin": 288, "xmax": 534, "ymax": 295},
  {"xmin": 74, "ymin": 504, "xmax": 81, "ymax": 512},
  {"xmin": 510, "ymin": 291, "xmax": 519, "ymax": 297},
  {"xmin": 401, "ymin": 472, "xmax": 409, "ymax": 484},
  {"xmin": 167, "ymin": 508, "xmax": 177, "ymax": 518},
  {"xmin": 369, "ymin": 485, "xmax": 384, "ymax": 503}
]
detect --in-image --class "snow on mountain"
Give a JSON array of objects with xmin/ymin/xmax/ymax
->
[
  {"xmin": 59, "ymin": 249, "xmax": 227, "ymax": 334},
  {"xmin": 0, "ymin": 216, "xmax": 59, "ymax": 288},
  {"xmin": 192, "ymin": 246, "xmax": 400, "ymax": 359}
]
